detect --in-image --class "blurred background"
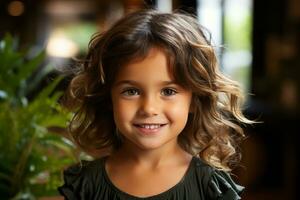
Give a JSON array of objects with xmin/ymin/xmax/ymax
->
[{"xmin": 0, "ymin": 0, "xmax": 299, "ymax": 199}]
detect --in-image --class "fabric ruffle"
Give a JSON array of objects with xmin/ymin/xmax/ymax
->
[
  {"xmin": 207, "ymin": 169, "xmax": 244, "ymax": 200},
  {"xmin": 58, "ymin": 161, "xmax": 93, "ymax": 200}
]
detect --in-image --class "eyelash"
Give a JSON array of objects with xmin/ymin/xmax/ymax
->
[
  {"xmin": 121, "ymin": 88, "xmax": 140, "ymax": 96},
  {"xmin": 121, "ymin": 88, "xmax": 178, "ymax": 97},
  {"xmin": 161, "ymin": 88, "xmax": 178, "ymax": 96}
]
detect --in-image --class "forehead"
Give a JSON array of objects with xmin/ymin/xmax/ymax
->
[{"xmin": 114, "ymin": 47, "xmax": 174, "ymax": 84}]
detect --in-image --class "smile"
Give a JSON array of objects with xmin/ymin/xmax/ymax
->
[
  {"xmin": 135, "ymin": 124, "xmax": 165, "ymax": 129},
  {"xmin": 133, "ymin": 123, "xmax": 167, "ymax": 135}
]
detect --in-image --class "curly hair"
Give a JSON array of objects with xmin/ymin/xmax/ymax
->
[{"xmin": 63, "ymin": 9, "xmax": 252, "ymax": 171}]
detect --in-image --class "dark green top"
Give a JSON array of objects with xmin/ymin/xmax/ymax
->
[{"xmin": 58, "ymin": 157, "xmax": 244, "ymax": 200}]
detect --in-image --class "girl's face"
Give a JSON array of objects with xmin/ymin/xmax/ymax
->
[{"xmin": 111, "ymin": 48, "xmax": 192, "ymax": 151}]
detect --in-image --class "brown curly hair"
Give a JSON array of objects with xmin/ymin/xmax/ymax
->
[{"xmin": 63, "ymin": 9, "xmax": 252, "ymax": 171}]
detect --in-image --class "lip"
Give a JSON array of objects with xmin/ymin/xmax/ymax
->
[{"xmin": 133, "ymin": 123, "xmax": 167, "ymax": 135}]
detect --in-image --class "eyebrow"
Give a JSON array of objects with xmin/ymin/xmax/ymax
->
[{"xmin": 114, "ymin": 80, "xmax": 178, "ymax": 87}]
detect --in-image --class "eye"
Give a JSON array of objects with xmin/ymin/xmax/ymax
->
[
  {"xmin": 161, "ymin": 88, "xmax": 177, "ymax": 96},
  {"xmin": 121, "ymin": 88, "xmax": 140, "ymax": 96}
]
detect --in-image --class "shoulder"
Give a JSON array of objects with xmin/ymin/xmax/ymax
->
[
  {"xmin": 58, "ymin": 157, "xmax": 106, "ymax": 200},
  {"xmin": 192, "ymin": 157, "xmax": 244, "ymax": 200}
]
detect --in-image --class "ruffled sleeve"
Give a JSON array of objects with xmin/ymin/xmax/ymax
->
[
  {"xmin": 58, "ymin": 161, "xmax": 94, "ymax": 200},
  {"xmin": 207, "ymin": 169, "xmax": 244, "ymax": 200}
]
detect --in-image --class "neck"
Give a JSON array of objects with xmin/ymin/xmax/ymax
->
[{"xmin": 113, "ymin": 140, "xmax": 189, "ymax": 168}]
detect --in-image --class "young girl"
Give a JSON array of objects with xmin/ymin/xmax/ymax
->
[{"xmin": 58, "ymin": 9, "xmax": 251, "ymax": 200}]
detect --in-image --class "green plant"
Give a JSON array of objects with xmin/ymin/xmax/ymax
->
[{"xmin": 0, "ymin": 34, "xmax": 76, "ymax": 199}]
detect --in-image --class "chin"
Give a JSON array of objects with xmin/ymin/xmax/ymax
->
[{"xmin": 132, "ymin": 139, "xmax": 174, "ymax": 151}]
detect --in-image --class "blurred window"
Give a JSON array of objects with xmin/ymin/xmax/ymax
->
[
  {"xmin": 47, "ymin": 22, "xmax": 97, "ymax": 58},
  {"xmin": 197, "ymin": 0, "xmax": 253, "ymax": 93}
]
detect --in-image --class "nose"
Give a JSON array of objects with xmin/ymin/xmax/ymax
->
[{"xmin": 138, "ymin": 94, "xmax": 159, "ymax": 117}]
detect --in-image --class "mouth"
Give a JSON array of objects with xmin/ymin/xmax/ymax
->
[
  {"xmin": 134, "ymin": 124, "xmax": 167, "ymax": 129},
  {"xmin": 133, "ymin": 123, "xmax": 167, "ymax": 134}
]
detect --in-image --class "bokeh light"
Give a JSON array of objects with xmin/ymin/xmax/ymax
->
[{"xmin": 7, "ymin": 1, "xmax": 25, "ymax": 16}]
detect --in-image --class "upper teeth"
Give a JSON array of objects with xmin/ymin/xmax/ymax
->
[{"xmin": 140, "ymin": 124, "xmax": 161, "ymax": 129}]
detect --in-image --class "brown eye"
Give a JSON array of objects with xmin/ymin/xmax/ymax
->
[
  {"xmin": 121, "ymin": 88, "xmax": 140, "ymax": 96},
  {"xmin": 161, "ymin": 88, "xmax": 177, "ymax": 96}
]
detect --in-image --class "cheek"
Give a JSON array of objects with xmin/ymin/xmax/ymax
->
[
  {"xmin": 112, "ymin": 100, "xmax": 136, "ymax": 124},
  {"xmin": 166, "ymin": 98, "xmax": 191, "ymax": 122}
]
